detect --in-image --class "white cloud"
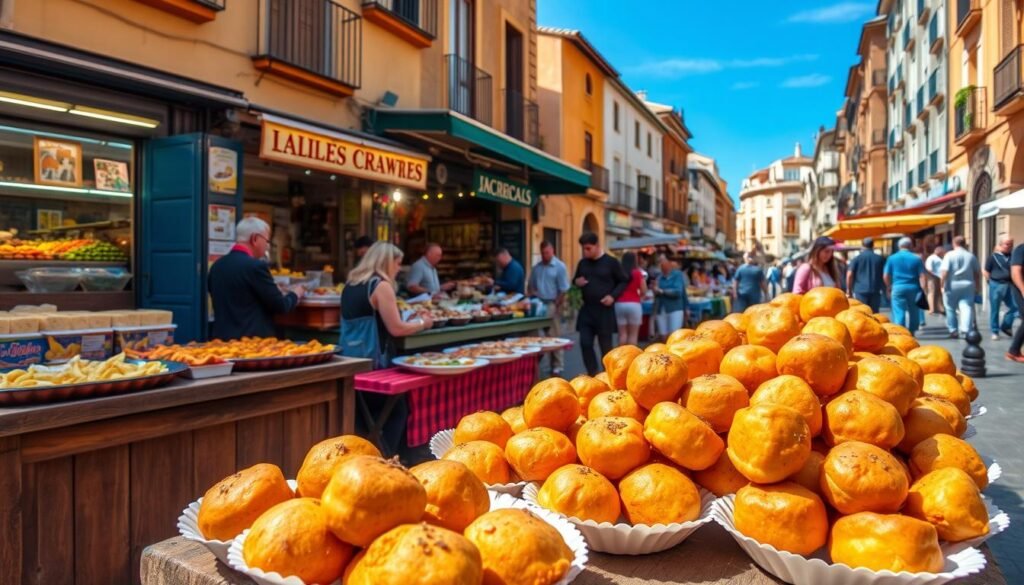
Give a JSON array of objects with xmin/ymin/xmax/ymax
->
[
  {"xmin": 731, "ymin": 81, "xmax": 759, "ymax": 90},
  {"xmin": 628, "ymin": 54, "xmax": 818, "ymax": 78},
  {"xmin": 781, "ymin": 74, "xmax": 832, "ymax": 88},
  {"xmin": 787, "ymin": 2, "xmax": 874, "ymax": 23}
]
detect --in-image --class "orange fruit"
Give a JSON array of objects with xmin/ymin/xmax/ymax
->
[
  {"xmin": 693, "ymin": 450, "xmax": 750, "ymax": 496},
  {"xmin": 884, "ymin": 333, "xmax": 920, "ymax": 356},
  {"xmin": 588, "ymin": 389, "xmax": 646, "ymax": 422},
  {"xmin": 576, "ymin": 416, "xmax": 651, "ymax": 480},
  {"xmin": 848, "ymin": 304, "xmax": 874, "ymax": 315},
  {"xmin": 727, "ymin": 404, "xmax": 811, "ymax": 484},
  {"xmin": 536, "ymin": 464, "xmax": 621, "ymax": 524},
  {"xmin": 842, "ymin": 356, "xmax": 919, "ymax": 416},
  {"xmin": 321, "ymin": 456, "xmax": 427, "ymax": 547},
  {"xmin": 243, "ymin": 498, "xmax": 352, "ymax": 584},
  {"xmin": 745, "ymin": 306, "xmax": 802, "ymax": 353},
  {"xmin": 801, "ymin": 316, "xmax": 854, "ymax": 353},
  {"xmin": 504, "ymin": 428, "xmax": 577, "ymax": 482},
  {"xmin": 719, "ymin": 345, "xmax": 778, "ymax": 394},
  {"xmin": 643, "ymin": 402, "xmax": 724, "ymax": 470},
  {"xmin": 733, "ymin": 482, "xmax": 828, "ymax": 555},
  {"xmin": 724, "ymin": 312, "xmax": 749, "ymax": 332},
  {"xmin": 799, "ymin": 287, "xmax": 850, "ymax": 322},
  {"xmin": 696, "ymin": 320, "xmax": 743, "ymax": 352},
  {"xmin": 443, "ymin": 441, "xmax": 511, "ymax": 485},
  {"xmin": 569, "ymin": 375, "xmax": 611, "ymax": 412},
  {"xmin": 956, "ymin": 371, "xmax": 978, "ymax": 401},
  {"xmin": 873, "ymin": 313, "xmax": 891, "ymax": 323},
  {"xmin": 882, "ymin": 323, "xmax": 913, "ymax": 337},
  {"xmin": 500, "ymin": 406, "xmax": 528, "ymax": 434},
  {"xmin": 603, "ymin": 345, "xmax": 643, "ymax": 389},
  {"xmin": 787, "ymin": 450, "xmax": 826, "ymax": 497},
  {"xmin": 680, "ymin": 374, "xmax": 750, "ymax": 433},
  {"xmin": 750, "ymin": 375, "xmax": 823, "ymax": 437},
  {"xmin": 619, "ymin": 463, "xmax": 702, "ymax": 525},
  {"xmin": 907, "ymin": 345, "xmax": 957, "ymax": 376},
  {"xmin": 877, "ymin": 355, "xmax": 925, "ymax": 391},
  {"xmin": 566, "ymin": 415, "xmax": 586, "ymax": 444},
  {"xmin": 823, "ymin": 389, "xmax": 905, "ymax": 450},
  {"xmin": 296, "ymin": 435, "xmax": 382, "ymax": 499},
  {"xmin": 594, "ymin": 371, "xmax": 614, "ymax": 388},
  {"xmin": 625, "ymin": 351, "xmax": 689, "ymax": 410},
  {"xmin": 909, "ymin": 434, "xmax": 988, "ymax": 490},
  {"xmin": 343, "ymin": 523, "xmax": 482, "ymax": 585},
  {"xmin": 921, "ymin": 373, "xmax": 971, "ymax": 416},
  {"xmin": 836, "ymin": 309, "xmax": 888, "ymax": 353},
  {"xmin": 410, "ymin": 460, "xmax": 489, "ymax": 533},
  {"xmin": 905, "ymin": 467, "xmax": 990, "ymax": 542},
  {"xmin": 523, "ymin": 378, "xmax": 580, "ymax": 433},
  {"xmin": 644, "ymin": 342, "xmax": 668, "ymax": 353},
  {"xmin": 771, "ymin": 292, "xmax": 804, "ymax": 316},
  {"xmin": 454, "ymin": 411, "xmax": 515, "ymax": 449},
  {"xmin": 830, "ymin": 513, "xmax": 943, "ymax": 573},
  {"xmin": 667, "ymin": 338, "xmax": 724, "ymax": 378},
  {"xmin": 898, "ymin": 397, "xmax": 967, "ymax": 454},
  {"xmin": 820, "ymin": 442, "xmax": 908, "ymax": 514},
  {"xmin": 776, "ymin": 333, "xmax": 849, "ymax": 397},
  {"xmin": 666, "ymin": 328, "xmax": 698, "ymax": 345}
]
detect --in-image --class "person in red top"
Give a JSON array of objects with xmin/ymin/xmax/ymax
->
[{"xmin": 615, "ymin": 251, "xmax": 648, "ymax": 346}]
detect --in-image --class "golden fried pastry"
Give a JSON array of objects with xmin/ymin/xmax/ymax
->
[
  {"xmin": 842, "ymin": 356, "xmax": 919, "ymax": 416},
  {"xmin": 569, "ymin": 375, "xmax": 611, "ymax": 412},
  {"xmin": 665, "ymin": 328, "xmax": 698, "ymax": 345},
  {"xmin": 344, "ymin": 523, "xmax": 483, "ymax": 585},
  {"xmin": 719, "ymin": 345, "xmax": 778, "ymax": 394},
  {"xmin": 523, "ymin": 378, "xmax": 580, "ymax": 433},
  {"xmin": 883, "ymin": 323, "xmax": 913, "ymax": 336},
  {"xmin": 603, "ymin": 345, "xmax": 643, "ymax": 389},
  {"xmin": 695, "ymin": 319, "xmax": 743, "ymax": 352},
  {"xmin": 801, "ymin": 316, "xmax": 854, "ymax": 353},
  {"xmin": 566, "ymin": 415, "xmax": 586, "ymax": 444},
  {"xmin": 906, "ymin": 467, "xmax": 989, "ymax": 542},
  {"xmin": 444, "ymin": 440, "xmax": 512, "ymax": 485},
  {"xmin": 321, "ymin": 455, "xmax": 426, "ymax": 547},
  {"xmin": 505, "ymin": 427, "xmax": 577, "ymax": 482},
  {"xmin": 243, "ymin": 498, "xmax": 352, "ymax": 584},
  {"xmin": 643, "ymin": 402, "xmax": 724, "ymax": 471},
  {"xmin": 733, "ymin": 482, "xmax": 828, "ymax": 555},
  {"xmin": 576, "ymin": 416, "xmax": 650, "ymax": 480},
  {"xmin": 197, "ymin": 463, "xmax": 294, "ymax": 541},
  {"xmin": 594, "ymin": 371, "xmax": 613, "ymax": 388},
  {"xmin": 537, "ymin": 464, "xmax": 620, "ymax": 524},
  {"xmin": 830, "ymin": 512, "xmax": 944, "ymax": 573},
  {"xmin": 787, "ymin": 450, "xmax": 826, "ymax": 497},
  {"xmin": 745, "ymin": 306, "xmax": 802, "ymax": 353},
  {"xmin": 619, "ymin": 463, "xmax": 702, "ymax": 525},
  {"xmin": 667, "ymin": 338, "xmax": 724, "ymax": 378},
  {"xmin": 776, "ymin": 334, "xmax": 848, "ymax": 397},
  {"xmin": 296, "ymin": 435, "xmax": 381, "ymax": 499},
  {"xmin": 727, "ymin": 404, "xmax": 811, "ymax": 484},
  {"xmin": 771, "ymin": 292, "xmax": 804, "ymax": 316},
  {"xmin": 501, "ymin": 405, "xmax": 528, "ymax": 434},
  {"xmin": 679, "ymin": 374, "xmax": 750, "ymax": 433},
  {"xmin": 874, "ymin": 313, "xmax": 891, "ymax": 323},
  {"xmin": 907, "ymin": 345, "xmax": 957, "ymax": 376},
  {"xmin": 588, "ymin": 389, "xmax": 646, "ymax": 422},
  {"xmin": 956, "ymin": 371, "xmax": 978, "ymax": 401},
  {"xmin": 724, "ymin": 312, "xmax": 749, "ymax": 333},
  {"xmin": 885, "ymin": 333, "xmax": 921, "ymax": 356},
  {"xmin": 799, "ymin": 287, "xmax": 849, "ymax": 322},
  {"xmin": 910, "ymin": 434, "xmax": 988, "ymax": 489},
  {"xmin": 693, "ymin": 450, "xmax": 750, "ymax": 496},
  {"xmin": 898, "ymin": 397, "xmax": 967, "ymax": 454},
  {"xmin": 644, "ymin": 342, "xmax": 668, "ymax": 353},
  {"xmin": 465, "ymin": 508, "xmax": 573, "ymax": 585},
  {"xmin": 921, "ymin": 373, "xmax": 971, "ymax": 416},
  {"xmin": 820, "ymin": 442, "xmax": 908, "ymax": 514},
  {"xmin": 410, "ymin": 460, "xmax": 489, "ymax": 532},
  {"xmin": 750, "ymin": 375, "xmax": 823, "ymax": 438},
  {"xmin": 625, "ymin": 350, "xmax": 689, "ymax": 409},
  {"xmin": 454, "ymin": 411, "xmax": 515, "ymax": 449},
  {"xmin": 835, "ymin": 309, "xmax": 888, "ymax": 353},
  {"xmin": 877, "ymin": 354, "xmax": 925, "ymax": 391},
  {"xmin": 823, "ymin": 389, "xmax": 905, "ymax": 450}
]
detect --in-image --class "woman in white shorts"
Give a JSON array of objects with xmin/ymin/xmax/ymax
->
[{"xmin": 615, "ymin": 252, "xmax": 647, "ymax": 345}]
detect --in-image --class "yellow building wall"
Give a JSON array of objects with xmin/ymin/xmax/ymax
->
[{"xmin": 559, "ymin": 41, "xmax": 604, "ymax": 167}]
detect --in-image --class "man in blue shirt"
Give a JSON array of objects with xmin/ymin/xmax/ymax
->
[
  {"xmin": 884, "ymin": 237, "xmax": 926, "ymax": 334},
  {"xmin": 528, "ymin": 240, "xmax": 570, "ymax": 374},
  {"xmin": 846, "ymin": 238, "xmax": 887, "ymax": 312},
  {"xmin": 491, "ymin": 247, "xmax": 525, "ymax": 295}
]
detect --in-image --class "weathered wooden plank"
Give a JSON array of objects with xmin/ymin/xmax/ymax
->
[
  {"xmin": 22, "ymin": 457, "xmax": 74, "ymax": 585},
  {"xmin": 131, "ymin": 434, "xmax": 194, "ymax": 585},
  {"xmin": 192, "ymin": 423, "xmax": 237, "ymax": 498},
  {"xmin": 340, "ymin": 377, "xmax": 356, "ymax": 435},
  {"xmin": 282, "ymin": 404, "xmax": 324, "ymax": 478},
  {"xmin": 74, "ymin": 445, "xmax": 131, "ymax": 585},
  {"xmin": 0, "ymin": 436, "xmax": 21, "ymax": 585},
  {"xmin": 236, "ymin": 412, "xmax": 284, "ymax": 470}
]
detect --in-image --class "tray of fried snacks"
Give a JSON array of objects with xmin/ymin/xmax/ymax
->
[
  {"xmin": 136, "ymin": 338, "xmax": 337, "ymax": 371},
  {"xmin": 0, "ymin": 353, "xmax": 183, "ymax": 405}
]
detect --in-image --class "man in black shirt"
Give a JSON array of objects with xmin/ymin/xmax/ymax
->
[
  {"xmin": 984, "ymin": 234, "xmax": 1017, "ymax": 340},
  {"xmin": 573, "ymin": 232, "xmax": 628, "ymax": 375},
  {"xmin": 845, "ymin": 237, "xmax": 887, "ymax": 312},
  {"xmin": 1007, "ymin": 241, "xmax": 1024, "ymax": 362}
]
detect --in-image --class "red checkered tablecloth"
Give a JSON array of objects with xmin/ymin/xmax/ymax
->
[{"xmin": 354, "ymin": 356, "xmax": 540, "ymax": 446}]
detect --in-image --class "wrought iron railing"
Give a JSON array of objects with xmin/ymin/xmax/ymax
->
[
  {"xmin": 994, "ymin": 45, "xmax": 1023, "ymax": 110},
  {"xmin": 447, "ymin": 54, "xmax": 492, "ymax": 125},
  {"xmin": 637, "ymin": 191, "xmax": 653, "ymax": 214},
  {"xmin": 955, "ymin": 86, "xmax": 983, "ymax": 139},
  {"xmin": 362, "ymin": 0, "xmax": 438, "ymax": 37},
  {"xmin": 581, "ymin": 160, "xmax": 610, "ymax": 193},
  {"xmin": 503, "ymin": 89, "xmax": 539, "ymax": 146},
  {"xmin": 259, "ymin": 0, "xmax": 362, "ymax": 89}
]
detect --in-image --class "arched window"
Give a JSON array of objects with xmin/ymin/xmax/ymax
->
[{"xmin": 585, "ymin": 73, "xmax": 593, "ymax": 96}]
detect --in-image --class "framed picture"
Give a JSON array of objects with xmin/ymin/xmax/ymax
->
[
  {"xmin": 34, "ymin": 137, "xmax": 83, "ymax": 187},
  {"xmin": 36, "ymin": 209, "xmax": 63, "ymax": 231},
  {"xmin": 93, "ymin": 158, "xmax": 131, "ymax": 193}
]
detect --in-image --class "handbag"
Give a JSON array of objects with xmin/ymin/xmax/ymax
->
[
  {"xmin": 339, "ymin": 277, "xmax": 392, "ymax": 368},
  {"xmin": 914, "ymin": 286, "xmax": 930, "ymax": 311}
]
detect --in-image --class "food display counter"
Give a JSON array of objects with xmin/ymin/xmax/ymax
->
[{"xmin": 0, "ymin": 357, "xmax": 370, "ymax": 585}]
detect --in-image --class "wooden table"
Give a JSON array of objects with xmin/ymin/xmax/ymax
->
[
  {"xmin": 141, "ymin": 523, "xmax": 1006, "ymax": 585},
  {"xmin": 0, "ymin": 357, "xmax": 371, "ymax": 585}
]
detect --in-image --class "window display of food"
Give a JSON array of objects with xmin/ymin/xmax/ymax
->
[
  {"xmin": 0, "ymin": 237, "xmax": 127, "ymax": 262},
  {"xmin": 0, "ymin": 353, "xmax": 168, "ymax": 389}
]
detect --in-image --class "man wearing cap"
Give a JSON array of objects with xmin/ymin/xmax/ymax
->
[{"xmin": 846, "ymin": 237, "xmax": 887, "ymax": 313}]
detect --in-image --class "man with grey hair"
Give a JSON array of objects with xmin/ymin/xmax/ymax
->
[
  {"xmin": 884, "ymin": 236, "xmax": 926, "ymax": 334},
  {"xmin": 925, "ymin": 245, "xmax": 946, "ymax": 315},
  {"xmin": 940, "ymin": 235, "xmax": 981, "ymax": 339},
  {"xmin": 208, "ymin": 216, "xmax": 305, "ymax": 339},
  {"xmin": 984, "ymin": 233, "xmax": 1017, "ymax": 340}
]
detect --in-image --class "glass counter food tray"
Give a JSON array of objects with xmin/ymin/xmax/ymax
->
[{"xmin": 0, "ymin": 360, "xmax": 186, "ymax": 405}]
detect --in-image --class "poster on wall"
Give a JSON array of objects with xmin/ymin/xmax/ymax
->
[
  {"xmin": 208, "ymin": 204, "xmax": 236, "ymax": 241},
  {"xmin": 34, "ymin": 137, "xmax": 83, "ymax": 187},
  {"xmin": 208, "ymin": 239, "xmax": 234, "ymax": 265},
  {"xmin": 208, "ymin": 146, "xmax": 238, "ymax": 194},
  {"xmin": 93, "ymin": 159, "xmax": 131, "ymax": 192}
]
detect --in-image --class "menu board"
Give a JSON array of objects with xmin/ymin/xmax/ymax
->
[{"xmin": 498, "ymin": 220, "xmax": 526, "ymax": 265}]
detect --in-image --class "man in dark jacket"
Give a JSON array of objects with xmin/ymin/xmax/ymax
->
[
  {"xmin": 846, "ymin": 237, "xmax": 887, "ymax": 312},
  {"xmin": 573, "ymin": 232, "xmax": 628, "ymax": 375},
  {"xmin": 209, "ymin": 217, "xmax": 305, "ymax": 339}
]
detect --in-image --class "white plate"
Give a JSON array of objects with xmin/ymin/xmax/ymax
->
[
  {"xmin": 180, "ymin": 361, "xmax": 234, "ymax": 379},
  {"xmin": 429, "ymin": 428, "xmax": 527, "ymax": 496},
  {"xmin": 392, "ymin": 356, "xmax": 489, "ymax": 375},
  {"xmin": 522, "ymin": 482, "xmax": 716, "ymax": 555},
  {"xmin": 227, "ymin": 529, "xmax": 341, "ymax": 585},
  {"xmin": 177, "ymin": 479, "xmax": 297, "ymax": 565},
  {"xmin": 441, "ymin": 345, "xmax": 524, "ymax": 364},
  {"xmin": 505, "ymin": 337, "xmax": 572, "ymax": 348},
  {"xmin": 490, "ymin": 491, "xmax": 588, "ymax": 585},
  {"xmin": 966, "ymin": 404, "xmax": 986, "ymax": 419},
  {"xmin": 712, "ymin": 495, "xmax": 988, "ymax": 585},
  {"xmin": 945, "ymin": 498, "xmax": 1010, "ymax": 552}
]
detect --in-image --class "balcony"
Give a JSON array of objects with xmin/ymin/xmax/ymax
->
[
  {"xmin": 362, "ymin": 0, "xmax": 438, "ymax": 48},
  {"xmin": 928, "ymin": 69, "xmax": 944, "ymax": 106},
  {"xmin": 637, "ymin": 191, "xmax": 655, "ymax": 215},
  {"xmin": 994, "ymin": 46, "xmax": 1024, "ymax": 115},
  {"xmin": 136, "ymin": 0, "xmax": 224, "ymax": 22},
  {"xmin": 954, "ymin": 86, "xmax": 986, "ymax": 145},
  {"xmin": 581, "ymin": 159, "xmax": 610, "ymax": 193},
  {"xmin": 872, "ymin": 68, "xmax": 887, "ymax": 89},
  {"xmin": 916, "ymin": 86, "xmax": 928, "ymax": 120},
  {"xmin": 504, "ymin": 89, "xmax": 539, "ymax": 146},
  {"xmin": 871, "ymin": 128, "xmax": 886, "ymax": 147},
  {"xmin": 447, "ymin": 54, "xmax": 492, "ymax": 126},
  {"xmin": 929, "ymin": 150, "xmax": 945, "ymax": 178},
  {"xmin": 929, "ymin": 13, "xmax": 943, "ymax": 54},
  {"xmin": 254, "ymin": 0, "xmax": 362, "ymax": 97},
  {"xmin": 611, "ymin": 182, "xmax": 633, "ymax": 207},
  {"xmin": 917, "ymin": 0, "xmax": 929, "ymax": 24},
  {"xmin": 956, "ymin": 0, "xmax": 981, "ymax": 36},
  {"xmin": 903, "ymin": 22, "xmax": 914, "ymax": 52}
]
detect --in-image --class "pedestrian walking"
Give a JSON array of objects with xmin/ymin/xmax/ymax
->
[
  {"xmin": 940, "ymin": 236, "xmax": 982, "ymax": 338},
  {"xmin": 732, "ymin": 253, "xmax": 768, "ymax": 313},
  {"xmin": 925, "ymin": 246, "xmax": 946, "ymax": 315},
  {"xmin": 652, "ymin": 255, "xmax": 687, "ymax": 339},
  {"xmin": 846, "ymin": 237, "xmax": 887, "ymax": 313},
  {"xmin": 793, "ymin": 237, "xmax": 842, "ymax": 294},
  {"xmin": 615, "ymin": 252, "xmax": 647, "ymax": 346},
  {"xmin": 767, "ymin": 262, "xmax": 782, "ymax": 299},
  {"xmin": 528, "ymin": 240, "xmax": 570, "ymax": 376},
  {"xmin": 883, "ymin": 237, "xmax": 926, "ymax": 334},
  {"xmin": 783, "ymin": 259, "xmax": 799, "ymax": 293},
  {"xmin": 1006, "ymin": 241, "xmax": 1024, "ymax": 363},
  {"xmin": 573, "ymin": 233, "xmax": 628, "ymax": 376},
  {"xmin": 984, "ymin": 234, "xmax": 1018, "ymax": 340}
]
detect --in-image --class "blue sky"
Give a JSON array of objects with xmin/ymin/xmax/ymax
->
[{"xmin": 538, "ymin": 0, "xmax": 876, "ymax": 206}]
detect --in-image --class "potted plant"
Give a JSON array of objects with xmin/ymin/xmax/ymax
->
[{"xmin": 954, "ymin": 86, "xmax": 976, "ymax": 132}]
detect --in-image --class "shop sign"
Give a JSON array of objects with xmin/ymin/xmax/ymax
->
[
  {"xmin": 473, "ymin": 170, "xmax": 536, "ymax": 207},
  {"xmin": 260, "ymin": 118, "xmax": 428, "ymax": 189},
  {"xmin": 607, "ymin": 209, "xmax": 631, "ymax": 230}
]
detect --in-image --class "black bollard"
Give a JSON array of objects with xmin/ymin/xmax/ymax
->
[{"xmin": 961, "ymin": 325, "xmax": 987, "ymax": 378}]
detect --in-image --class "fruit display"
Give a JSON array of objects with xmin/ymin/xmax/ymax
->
[
  {"xmin": 61, "ymin": 240, "xmax": 127, "ymax": 262},
  {"xmin": 179, "ymin": 436, "xmax": 583, "ymax": 585},
  {"xmin": 0, "ymin": 238, "xmax": 127, "ymax": 261}
]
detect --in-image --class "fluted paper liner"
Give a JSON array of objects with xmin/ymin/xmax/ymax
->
[{"xmin": 430, "ymin": 428, "xmax": 527, "ymax": 496}]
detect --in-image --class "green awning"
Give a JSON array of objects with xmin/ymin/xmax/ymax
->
[{"xmin": 370, "ymin": 109, "xmax": 590, "ymax": 194}]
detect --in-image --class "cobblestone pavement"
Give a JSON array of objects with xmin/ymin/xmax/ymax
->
[{"xmin": 548, "ymin": 309, "xmax": 1023, "ymax": 582}]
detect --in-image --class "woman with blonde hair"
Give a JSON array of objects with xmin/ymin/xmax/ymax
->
[{"xmin": 793, "ymin": 236, "xmax": 843, "ymax": 294}]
